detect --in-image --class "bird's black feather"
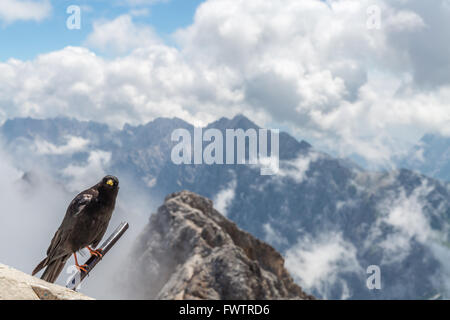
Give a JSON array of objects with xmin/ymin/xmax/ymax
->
[{"xmin": 32, "ymin": 175, "xmax": 119, "ymax": 283}]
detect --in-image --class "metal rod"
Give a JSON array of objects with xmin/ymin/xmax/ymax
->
[{"xmin": 66, "ymin": 222, "xmax": 129, "ymax": 291}]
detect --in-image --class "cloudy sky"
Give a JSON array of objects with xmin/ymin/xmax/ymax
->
[{"xmin": 0, "ymin": 0, "xmax": 449, "ymax": 167}]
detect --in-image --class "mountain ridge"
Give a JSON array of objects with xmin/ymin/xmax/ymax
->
[{"xmin": 1, "ymin": 115, "xmax": 450, "ymax": 299}]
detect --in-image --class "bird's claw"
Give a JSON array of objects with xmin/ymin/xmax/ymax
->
[
  {"xmin": 87, "ymin": 247, "xmax": 103, "ymax": 258},
  {"xmin": 76, "ymin": 264, "xmax": 88, "ymax": 273}
]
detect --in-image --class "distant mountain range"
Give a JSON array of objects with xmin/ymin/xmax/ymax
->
[{"xmin": 2, "ymin": 115, "xmax": 450, "ymax": 300}]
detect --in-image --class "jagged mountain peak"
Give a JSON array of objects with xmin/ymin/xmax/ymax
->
[
  {"xmin": 207, "ymin": 114, "xmax": 260, "ymax": 131},
  {"xmin": 1, "ymin": 116, "xmax": 111, "ymax": 144},
  {"xmin": 123, "ymin": 117, "xmax": 192, "ymax": 133},
  {"xmin": 124, "ymin": 191, "xmax": 315, "ymax": 300}
]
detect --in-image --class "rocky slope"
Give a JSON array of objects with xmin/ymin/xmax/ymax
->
[
  {"xmin": 0, "ymin": 263, "xmax": 93, "ymax": 300},
  {"xmin": 124, "ymin": 191, "xmax": 314, "ymax": 300}
]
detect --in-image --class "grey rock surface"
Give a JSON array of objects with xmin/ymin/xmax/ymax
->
[{"xmin": 125, "ymin": 191, "xmax": 314, "ymax": 300}]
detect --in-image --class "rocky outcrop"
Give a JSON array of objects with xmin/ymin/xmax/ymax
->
[
  {"xmin": 125, "ymin": 191, "xmax": 314, "ymax": 300},
  {"xmin": 0, "ymin": 264, "xmax": 93, "ymax": 300}
]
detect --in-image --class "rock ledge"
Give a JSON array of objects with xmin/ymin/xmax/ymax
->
[{"xmin": 0, "ymin": 263, "xmax": 93, "ymax": 300}]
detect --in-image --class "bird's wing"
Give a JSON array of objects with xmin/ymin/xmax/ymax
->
[
  {"xmin": 67, "ymin": 191, "xmax": 97, "ymax": 217},
  {"xmin": 46, "ymin": 190, "xmax": 98, "ymax": 258},
  {"xmin": 45, "ymin": 228, "xmax": 71, "ymax": 261},
  {"xmin": 91, "ymin": 223, "xmax": 109, "ymax": 248}
]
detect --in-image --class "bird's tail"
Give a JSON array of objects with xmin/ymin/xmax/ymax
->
[
  {"xmin": 32, "ymin": 255, "xmax": 70, "ymax": 283},
  {"xmin": 32, "ymin": 257, "xmax": 48, "ymax": 276}
]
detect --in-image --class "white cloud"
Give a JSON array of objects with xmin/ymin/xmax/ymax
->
[
  {"xmin": 382, "ymin": 186, "xmax": 432, "ymax": 243},
  {"xmin": 276, "ymin": 152, "xmax": 323, "ymax": 184},
  {"xmin": 85, "ymin": 15, "xmax": 161, "ymax": 55},
  {"xmin": 0, "ymin": 143, "xmax": 72, "ymax": 279},
  {"xmin": 213, "ymin": 177, "xmax": 236, "ymax": 217},
  {"xmin": 429, "ymin": 242, "xmax": 450, "ymax": 297},
  {"xmin": 62, "ymin": 150, "xmax": 112, "ymax": 192},
  {"xmin": 0, "ymin": 0, "xmax": 450, "ymax": 166},
  {"xmin": 0, "ymin": 41, "xmax": 243, "ymax": 127},
  {"xmin": 34, "ymin": 136, "xmax": 89, "ymax": 155},
  {"xmin": 252, "ymin": 151, "xmax": 323, "ymax": 183},
  {"xmin": 285, "ymin": 231, "xmax": 362, "ymax": 300},
  {"xmin": 0, "ymin": 0, "xmax": 51, "ymax": 24},
  {"xmin": 385, "ymin": 9, "xmax": 426, "ymax": 31},
  {"xmin": 263, "ymin": 223, "xmax": 288, "ymax": 247},
  {"xmin": 364, "ymin": 180, "xmax": 437, "ymax": 265},
  {"xmin": 174, "ymin": 0, "xmax": 450, "ymax": 164}
]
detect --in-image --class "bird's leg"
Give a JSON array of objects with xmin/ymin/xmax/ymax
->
[
  {"xmin": 86, "ymin": 246, "xmax": 103, "ymax": 258},
  {"xmin": 73, "ymin": 253, "xmax": 88, "ymax": 273}
]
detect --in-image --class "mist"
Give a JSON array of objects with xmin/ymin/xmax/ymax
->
[{"xmin": 0, "ymin": 140, "xmax": 155, "ymax": 299}]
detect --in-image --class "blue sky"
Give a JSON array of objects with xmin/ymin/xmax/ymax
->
[{"xmin": 0, "ymin": 0, "xmax": 205, "ymax": 61}]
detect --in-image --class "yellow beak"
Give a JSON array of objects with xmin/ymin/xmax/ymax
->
[{"xmin": 106, "ymin": 179, "xmax": 114, "ymax": 186}]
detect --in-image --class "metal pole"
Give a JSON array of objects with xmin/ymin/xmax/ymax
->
[{"xmin": 66, "ymin": 222, "xmax": 129, "ymax": 291}]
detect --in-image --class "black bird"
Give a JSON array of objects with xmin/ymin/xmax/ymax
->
[{"xmin": 32, "ymin": 175, "xmax": 119, "ymax": 283}]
